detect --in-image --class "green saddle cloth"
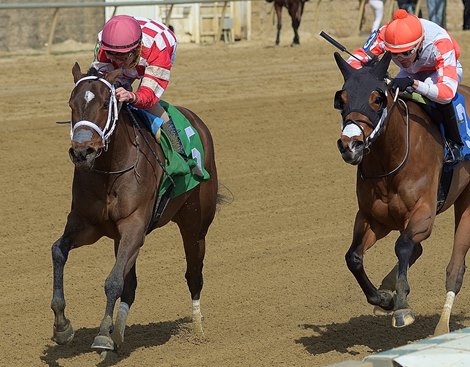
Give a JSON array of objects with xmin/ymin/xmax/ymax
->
[{"xmin": 158, "ymin": 100, "xmax": 210, "ymax": 198}]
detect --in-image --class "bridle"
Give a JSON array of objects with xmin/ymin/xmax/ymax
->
[
  {"xmin": 70, "ymin": 76, "xmax": 119, "ymax": 151},
  {"xmin": 355, "ymin": 88, "xmax": 411, "ymax": 179}
]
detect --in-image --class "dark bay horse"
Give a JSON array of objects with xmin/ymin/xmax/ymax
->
[
  {"xmin": 333, "ymin": 51, "xmax": 470, "ymax": 335},
  {"xmin": 51, "ymin": 63, "xmax": 220, "ymax": 352},
  {"xmin": 268, "ymin": 0, "xmax": 308, "ymax": 46}
]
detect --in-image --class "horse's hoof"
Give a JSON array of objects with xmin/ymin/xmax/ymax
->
[
  {"xmin": 392, "ymin": 309, "xmax": 415, "ymax": 328},
  {"xmin": 373, "ymin": 306, "xmax": 393, "ymax": 316},
  {"xmin": 91, "ymin": 335, "xmax": 115, "ymax": 351},
  {"xmin": 434, "ymin": 320, "xmax": 450, "ymax": 336},
  {"xmin": 53, "ymin": 320, "xmax": 75, "ymax": 345}
]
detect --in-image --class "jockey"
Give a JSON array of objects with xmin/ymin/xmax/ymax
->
[
  {"xmin": 91, "ymin": 15, "xmax": 184, "ymax": 155},
  {"xmin": 348, "ymin": 9, "xmax": 464, "ymax": 163}
]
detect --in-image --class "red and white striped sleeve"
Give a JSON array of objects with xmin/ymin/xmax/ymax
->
[
  {"xmin": 347, "ymin": 28, "xmax": 386, "ymax": 69},
  {"xmin": 414, "ymin": 38, "xmax": 459, "ymax": 104}
]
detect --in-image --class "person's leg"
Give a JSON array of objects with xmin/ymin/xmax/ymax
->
[
  {"xmin": 464, "ymin": 0, "xmax": 470, "ymax": 29},
  {"xmin": 369, "ymin": 0, "xmax": 384, "ymax": 31},
  {"xmin": 427, "ymin": 0, "xmax": 446, "ymax": 27},
  {"xmin": 147, "ymin": 103, "xmax": 185, "ymax": 155}
]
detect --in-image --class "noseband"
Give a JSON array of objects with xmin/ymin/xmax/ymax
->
[{"xmin": 70, "ymin": 76, "xmax": 119, "ymax": 150}]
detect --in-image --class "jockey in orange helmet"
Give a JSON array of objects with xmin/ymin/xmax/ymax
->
[
  {"xmin": 348, "ymin": 9, "xmax": 464, "ymax": 162},
  {"xmin": 92, "ymin": 15, "xmax": 184, "ymax": 155}
]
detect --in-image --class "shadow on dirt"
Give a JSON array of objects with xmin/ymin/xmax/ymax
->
[
  {"xmin": 297, "ymin": 313, "xmax": 470, "ymax": 356},
  {"xmin": 41, "ymin": 317, "xmax": 191, "ymax": 367}
]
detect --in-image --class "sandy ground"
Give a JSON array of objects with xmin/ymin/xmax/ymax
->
[{"xmin": 2, "ymin": 18, "xmax": 470, "ymax": 367}]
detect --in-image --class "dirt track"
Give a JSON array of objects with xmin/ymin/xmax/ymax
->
[{"xmin": 2, "ymin": 24, "xmax": 470, "ymax": 367}]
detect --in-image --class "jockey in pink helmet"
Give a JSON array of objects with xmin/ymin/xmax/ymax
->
[{"xmin": 92, "ymin": 15, "xmax": 184, "ymax": 154}]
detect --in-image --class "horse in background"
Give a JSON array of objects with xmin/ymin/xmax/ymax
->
[
  {"xmin": 267, "ymin": 0, "xmax": 309, "ymax": 46},
  {"xmin": 333, "ymin": 51, "xmax": 470, "ymax": 335},
  {"xmin": 50, "ymin": 63, "xmax": 221, "ymax": 354}
]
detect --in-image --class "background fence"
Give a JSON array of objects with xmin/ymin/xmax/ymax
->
[{"xmin": 0, "ymin": 0, "xmax": 466, "ymax": 53}]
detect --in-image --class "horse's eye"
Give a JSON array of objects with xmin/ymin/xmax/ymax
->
[
  {"xmin": 374, "ymin": 96, "xmax": 383, "ymax": 105},
  {"xmin": 103, "ymin": 101, "xmax": 109, "ymax": 110}
]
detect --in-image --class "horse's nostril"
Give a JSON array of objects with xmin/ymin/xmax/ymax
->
[{"xmin": 86, "ymin": 147, "xmax": 95, "ymax": 156}]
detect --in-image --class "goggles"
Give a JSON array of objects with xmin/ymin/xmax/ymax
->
[
  {"xmin": 394, "ymin": 44, "xmax": 420, "ymax": 59},
  {"xmin": 105, "ymin": 50, "xmax": 134, "ymax": 60}
]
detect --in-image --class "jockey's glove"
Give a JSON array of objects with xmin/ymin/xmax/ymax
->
[{"xmin": 390, "ymin": 76, "xmax": 414, "ymax": 92}]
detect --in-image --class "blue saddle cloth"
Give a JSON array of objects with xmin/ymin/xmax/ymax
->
[
  {"xmin": 406, "ymin": 92, "xmax": 470, "ymax": 164},
  {"xmin": 442, "ymin": 93, "xmax": 470, "ymax": 159}
]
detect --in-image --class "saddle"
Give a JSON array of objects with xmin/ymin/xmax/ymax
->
[
  {"xmin": 403, "ymin": 92, "xmax": 470, "ymax": 166},
  {"xmin": 127, "ymin": 102, "xmax": 211, "ymax": 232},
  {"xmin": 402, "ymin": 92, "xmax": 470, "ymax": 213}
]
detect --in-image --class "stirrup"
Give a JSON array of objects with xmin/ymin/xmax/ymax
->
[
  {"xmin": 444, "ymin": 140, "xmax": 463, "ymax": 165},
  {"xmin": 161, "ymin": 119, "xmax": 186, "ymax": 156}
]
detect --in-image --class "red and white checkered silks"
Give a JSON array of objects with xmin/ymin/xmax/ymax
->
[{"xmin": 92, "ymin": 16, "xmax": 177, "ymax": 109}]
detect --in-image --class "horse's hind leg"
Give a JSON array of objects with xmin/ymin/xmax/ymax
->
[
  {"xmin": 435, "ymin": 198, "xmax": 470, "ymax": 335},
  {"xmin": 176, "ymin": 189, "xmax": 216, "ymax": 337},
  {"xmin": 275, "ymin": 4, "xmax": 282, "ymax": 46},
  {"xmin": 289, "ymin": 2, "xmax": 304, "ymax": 46}
]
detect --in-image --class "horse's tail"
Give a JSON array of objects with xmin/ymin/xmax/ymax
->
[{"xmin": 216, "ymin": 182, "xmax": 233, "ymax": 207}]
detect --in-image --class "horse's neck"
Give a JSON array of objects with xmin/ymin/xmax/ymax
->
[{"xmin": 96, "ymin": 114, "xmax": 136, "ymax": 170}]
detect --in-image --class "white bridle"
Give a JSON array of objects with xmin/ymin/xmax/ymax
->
[{"xmin": 70, "ymin": 76, "xmax": 119, "ymax": 150}]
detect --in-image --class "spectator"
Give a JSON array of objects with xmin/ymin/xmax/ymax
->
[
  {"xmin": 463, "ymin": 0, "xmax": 470, "ymax": 29},
  {"xmin": 397, "ymin": 0, "xmax": 417, "ymax": 14},
  {"xmin": 427, "ymin": 0, "xmax": 446, "ymax": 27}
]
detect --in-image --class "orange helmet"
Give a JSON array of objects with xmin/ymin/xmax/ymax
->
[{"xmin": 383, "ymin": 9, "xmax": 423, "ymax": 53}]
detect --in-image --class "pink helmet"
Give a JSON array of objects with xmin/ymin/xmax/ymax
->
[{"xmin": 101, "ymin": 15, "xmax": 142, "ymax": 53}]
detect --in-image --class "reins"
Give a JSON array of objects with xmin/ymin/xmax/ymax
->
[
  {"xmin": 125, "ymin": 104, "xmax": 175, "ymax": 187},
  {"xmin": 359, "ymin": 89, "xmax": 411, "ymax": 180}
]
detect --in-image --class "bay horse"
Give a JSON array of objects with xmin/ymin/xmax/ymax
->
[
  {"xmin": 51, "ymin": 63, "xmax": 220, "ymax": 352},
  {"xmin": 268, "ymin": 0, "xmax": 308, "ymax": 46},
  {"xmin": 333, "ymin": 51, "xmax": 470, "ymax": 335}
]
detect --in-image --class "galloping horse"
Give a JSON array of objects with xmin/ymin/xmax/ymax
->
[
  {"xmin": 51, "ymin": 63, "xmax": 220, "ymax": 352},
  {"xmin": 268, "ymin": 0, "xmax": 308, "ymax": 46},
  {"xmin": 333, "ymin": 51, "xmax": 470, "ymax": 335}
]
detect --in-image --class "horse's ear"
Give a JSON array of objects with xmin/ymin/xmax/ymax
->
[
  {"xmin": 334, "ymin": 52, "xmax": 354, "ymax": 81},
  {"xmin": 105, "ymin": 68, "xmax": 123, "ymax": 85},
  {"xmin": 72, "ymin": 62, "xmax": 83, "ymax": 83},
  {"xmin": 373, "ymin": 52, "xmax": 392, "ymax": 80}
]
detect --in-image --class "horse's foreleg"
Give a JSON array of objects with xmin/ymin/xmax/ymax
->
[
  {"xmin": 435, "ymin": 203, "xmax": 470, "ymax": 335},
  {"xmin": 346, "ymin": 212, "xmax": 392, "ymax": 309},
  {"xmin": 111, "ymin": 258, "xmax": 137, "ymax": 348},
  {"xmin": 92, "ymin": 228, "xmax": 143, "ymax": 351},
  {"xmin": 392, "ymin": 233, "xmax": 417, "ymax": 327},
  {"xmin": 51, "ymin": 235, "xmax": 74, "ymax": 345},
  {"xmin": 393, "ymin": 207, "xmax": 435, "ymax": 328},
  {"xmin": 374, "ymin": 243, "xmax": 423, "ymax": 316}
]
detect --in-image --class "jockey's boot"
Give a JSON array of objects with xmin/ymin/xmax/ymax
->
[
  {"xmin": 161, "ymin": 119, "xmax": 186, "ymax": 156},
  {"xmin": 439, "ymin": 102, "xmax": 464, "ymax": 165}
]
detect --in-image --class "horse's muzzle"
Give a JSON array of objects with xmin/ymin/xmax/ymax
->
[
  {"xmin": 69, "ymin": 146, "xmax": 98, "ymax": 169},
  {"xmin": 337, "ymin": 138, "xmax": 364, "ymax": 165}
]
